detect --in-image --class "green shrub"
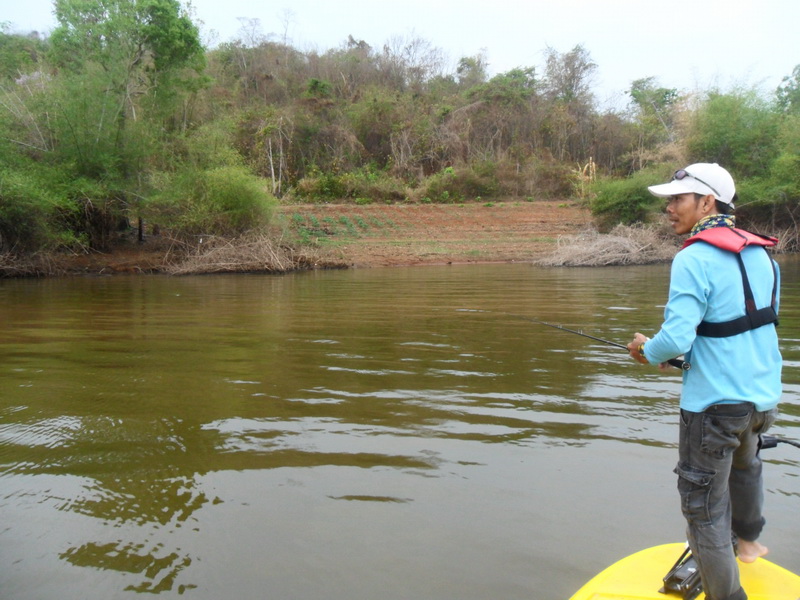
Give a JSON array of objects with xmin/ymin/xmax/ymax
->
[
  {"xmin": 294, "ymin": 167, "xmax": 406, "ymax": 202},
  {"xmin": 685, "ymin": 90, "xmax": 780, "ymax": 179},
  {"xmin": 770, "ymin": 152, "xmax": 800, "ymax": 198},
  {"xmin": 735, "ymin": 152, "xmax": 800, "ymax": 230},
  {"xmin": 590, "ymin": 166, "xmax": 667, "ymax": 230},
  {"xmin": 0, "ymin": 166, "xmax": 85, "ymax": 252},
  {"xmin": 179, "ymin": 118, "xmax": 244, "ymax": 170},
  {"xmin": 147, "ymin": 166, "xmax": 276, "ymax": 237},
  {"xmin": 418, "ymin": 164, "xmax": 499, "ymax": 203},
  {"xmin": 338, "ymin": 168, "xmax": 407, "ymax": 202},
  {"xmin": 0, "ymin": 168, "xmax": 59, "ymax": 251},
  {"xmin": 294, "ymin": 170, "xmax": 348, "ymax": 201}
]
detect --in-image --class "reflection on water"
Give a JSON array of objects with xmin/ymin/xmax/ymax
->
[{"xmin": 1, "ymin": 261, "xmax": 799, "ymax": 599}]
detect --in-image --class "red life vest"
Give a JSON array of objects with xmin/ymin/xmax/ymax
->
[
  {"xmin": 682, "ymin": 227, "xmax": 778, "ymax": 338},
  {"xmin": 682, "ymin": 226, "xmax": 778, "ymax": 252}
]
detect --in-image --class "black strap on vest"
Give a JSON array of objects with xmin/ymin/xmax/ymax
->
[{"xmin": 696, "ymin": 248, "xmax": 778, "ymax": 338}]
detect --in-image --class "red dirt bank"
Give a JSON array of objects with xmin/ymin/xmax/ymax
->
[
  {"xmin": 53, "ymin": 200, "xmax": 593, "ymax": 274},
  {"xmin": 289, "ymin": 200, "xmax": 592, "ymax": 268}
]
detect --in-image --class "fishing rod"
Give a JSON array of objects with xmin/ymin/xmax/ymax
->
[
  {"xmin": 513, "ymin": 314, "xmax": 691, "ymax": 371},
  {"xmin": 461, "ymin": 310, "xmax": 690, "ymax": 371}
]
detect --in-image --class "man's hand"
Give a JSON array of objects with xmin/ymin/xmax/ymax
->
[{"xmin": 627, "ymin": 332, "xmax": 649, "ymax": 364}]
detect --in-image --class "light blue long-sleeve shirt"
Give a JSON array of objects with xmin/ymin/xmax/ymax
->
[{"xmin": 643, "ymin": 241, "xmax": 782, "ymax": 412}]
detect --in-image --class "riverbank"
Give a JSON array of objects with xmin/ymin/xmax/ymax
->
[
  {"xmin": 284, "ymin": 200, "xmax": 592, "ymax": 268},
  {"xmin": 2, "ymin": 200, "xmax": 593, "ymax": 276}
]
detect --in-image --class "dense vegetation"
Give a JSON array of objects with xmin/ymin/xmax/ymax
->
[{"xmin": 1, "ymin": 0, "xmax": 799, "ymax": 261}]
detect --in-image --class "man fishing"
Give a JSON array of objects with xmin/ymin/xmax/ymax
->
[{"xmin": 625, "ymin": 163, "xmax": 782, "ymax": 600}]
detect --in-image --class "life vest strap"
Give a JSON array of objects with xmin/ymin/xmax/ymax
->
[
  {"xmin": 696, "ymin": 305, "xmax": 778, "ymax": 337},
  {"xmin": 694, "ymin": 245, "xmax": 778, "ymax": 338}
]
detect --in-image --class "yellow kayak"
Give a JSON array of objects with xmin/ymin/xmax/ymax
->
[{"xmin": 569, "ymin": 543, "xmax": 800, "ymax": 600}]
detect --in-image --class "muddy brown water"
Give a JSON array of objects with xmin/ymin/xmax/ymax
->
[{"xmin": 2, "ymin": 262, "xmax": 799, "ymax": 599}]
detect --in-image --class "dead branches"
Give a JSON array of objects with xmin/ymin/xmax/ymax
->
[
  {"xmin": 536, "ymin": 224, "xmax": 680, "ymax": 267},
  {"xmin": 165, "ymin": 233, "xmax": 315, "ymax": 275}
]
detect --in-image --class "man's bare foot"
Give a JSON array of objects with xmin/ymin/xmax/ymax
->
[{"xmin": 738, "ymin": 539, "xmax": 769, "ymax": 563}]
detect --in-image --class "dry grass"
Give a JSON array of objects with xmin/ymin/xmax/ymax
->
[
  {"xmin": 768, "ymin": 226, "xmax": 799, "ymax": 254},
  {"xmin": 0, "ymin": 252, "xmax": 66, "ymax": 277},
  {"xmin": 535, "ymin": 223, "xmax": 680, "ymax": 267},
  {"xmin": 164, "ymin": 233, "xmax": 332, "ymax": 275}
]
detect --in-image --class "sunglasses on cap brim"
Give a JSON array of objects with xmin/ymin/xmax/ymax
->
[{"xmin": 672, "ymin": 169, "xmax": 721, "ymax": 198}]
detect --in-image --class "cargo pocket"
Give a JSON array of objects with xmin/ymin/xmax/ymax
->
[{"xmin": 674, "ymin": 461, "xmax": 715, "ymax": 527}]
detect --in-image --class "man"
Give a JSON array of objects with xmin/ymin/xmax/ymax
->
[{"xmin": 626, "ymin": 163, "xmax": 782, "ymax": 600}]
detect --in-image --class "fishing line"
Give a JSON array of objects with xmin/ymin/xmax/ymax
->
[
  {"xmin": 462, "ymin": 309, "xmax": 800, "ymax": 448},
  {"xmin": 460, "ymin": 309, "xmax": 691, "ymax": 371}
]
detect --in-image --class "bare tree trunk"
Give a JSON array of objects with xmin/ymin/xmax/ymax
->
[{"xmin": 268, "ymin": 138, "xmax": 277, "ymax": 195}]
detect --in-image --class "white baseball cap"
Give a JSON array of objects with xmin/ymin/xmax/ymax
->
[{"xmin": 648, "ymin": 163, "xmax": 736, "ymax": 208}]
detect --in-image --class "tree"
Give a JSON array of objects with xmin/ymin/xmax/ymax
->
[
  {"xmin": 543, "ymin": 44, "xmax": 596, "ymax": 105},
  {"xmin": 469, "ymin": 67, "xmax": 537, "ymax": 106},
  {"xmin": 626, "ymin": 77, "xmax": 680, "ymax": 169},
  {"xmin": 44, "ymin": 0, "xmax": 206, "ymax": 246},
  {"xmin": 378, "ymin": 33, "xmax": 446, "ymax": 91},
  {"xmin": 685, "ymin": 89, "xmax": 780, "ymax": 179},
  {"xmin": 456, "ymin": 53, "xmax": 488, "ymax": 89},
  {"xmin": 541, "ymin": 45, "xmax": 598, "ymax": 162},
  {"xmin": 628, "ymin": 77, "xmax": 678, "ymax": 135},
  {"xmin": 777, "ymin": 64, "xmax": 800, "ymax": 114},
  {"xmin": 47, "ymin": 0, "xmax": 206, "ymax": 163}
]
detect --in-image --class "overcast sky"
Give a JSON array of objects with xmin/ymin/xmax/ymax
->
[{"xmin": 3, "ymin": 0, "xmax": 798, "ymax": 109}]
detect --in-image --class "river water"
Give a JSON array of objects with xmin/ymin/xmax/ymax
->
[{"xmin": 1, "ymin": 261, "xmax": 799, "ymax": 599}]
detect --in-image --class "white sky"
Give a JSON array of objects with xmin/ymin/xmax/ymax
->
[{"xmin": 3, "ymin": 0, "xmax": 798, "ymax": 110}]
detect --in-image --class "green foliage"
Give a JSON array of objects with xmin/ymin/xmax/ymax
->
[
  {"xmin": 735, "ymin": 119, "xmax": 800, "ymax": 220},
  {"xmin": 294, "ymin": 169, "xmax": 347, "ymax": 200},
  {"xmin": 500, "ymin": 156, "xmax": 574, "ymax": 199},
  {"xmin": 305, "ymin": 78, "xmax": 333, "ymax": 98},
  {"xmin": 0, "ymin": 31, "xmax": 46, "ymax": 80},
  {"xmin": 456, "ymin": 54, "xmax": 488, "ymax": 89},
  {"xmin": 419, "ymin": 164, "xmax": 499, "ymax": 202},
  {"xmin": 50, "ymin": 0, "xmax": 204, "ymax": 81},
  {"xmin": 0, "ymin": 163, "xmax": 103, "ymax": 252},
  {"xmin": 468, "ymin": 67, "xmax": 538, "ymax": 105},
  {"xmin": 172, "ymin": 118, "xmax": 244, "ymax": 170},
  {"xmin": 589, "ymin": 167, "xmax": 666, "ymax": 230},
  {"xmin": 543, "ymin": 45, "xmax": 596, "ymax": 104},
  {"xmin": 0, "ymin": 0, "xmax": 209, "ymax": 250},
  {"xmin": 147, "ymin": 166, "xmax": 277, "ymax": 237},
  {"xmin": 0, "ymin": 167, "xmax": 62, "ymax": 251},
  {"xmin": 629, "ymin": 77, "xmax": 678, "ymax": 112},
  {"xmin": 627, "ymin": 77, "xmax": 679, "ymax": 150},
  {"xmin": 48, "ymin": 68, "xmax": 156, "ymax": 178},
  {"xmin": 769, "ymin": 114, "xmax": 800, "ymax": 203},
  {"xmin": 346, "ymin": 87, "xmax": 419, "ymax": 166},
  {"xmin": 776, "ymin": 64, "xmax": 800, "ymax": 114},
  {"xmin": 46, "ymin": 0, "xmax": 205, "ymax": 178},
  {"xmin": 141, "ymin": 0, "xmax": 205, "ymax": 75},
  {"xmin": 294, "ymin": 167, "xmax": 406, "ymax": 202}
]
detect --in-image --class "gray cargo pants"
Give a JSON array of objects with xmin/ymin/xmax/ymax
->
[{"xmin": 675, "ymin": 402, "xmax": 777, "ymax": 600}]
